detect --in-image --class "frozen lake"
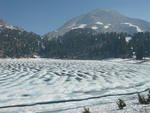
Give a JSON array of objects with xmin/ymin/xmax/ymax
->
[{"xmin": 0, "ymin": 58, "xmax": 150, "ymax": 113}]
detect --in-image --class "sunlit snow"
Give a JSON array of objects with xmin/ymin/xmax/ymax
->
[
  {"xmin": 72, "ymin": 24, "xmax": 87, "ymax": 29},
  {"xmin": 96, "ymin": 21, "xmax": 103, "ymax": 25},
  {"xmin": 0, "ymin": 58, "xmax": 149, "ymax": 113},
  {"xmin": 104, "ymin": 24, "xmax": 111, "ymax": 29},
  {"xmin": 125, "ymin": 37, "xmax": 132, "ymax": 43},
  {"xmin": 91, "ymin": 26, "xmax": 98, "ymax": 30},
  {"xmin": 121, "ymin": 23, "xmax": 143, "ymax": 32}
]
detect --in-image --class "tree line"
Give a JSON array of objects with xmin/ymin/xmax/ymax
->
[
  {"xmin": 0, "ymin": 28, "xmax": 150, "ymax": 60},
  {"xmin": 0, "ymin": 29, "xmax": 41, "ymax": 58},
  {"xmin": 42, "ymin": 29, "xmax": 150, "ymax": 60}
]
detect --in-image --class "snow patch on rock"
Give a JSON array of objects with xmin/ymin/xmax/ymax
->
[
  {"xmin": 121, "ymin": 23, "xmax": 143, "ymax": 32},
  {"xmin": 91, "ymin": 26, "xmax": 98, "ymax": 30},
  {"xmin": 0, "ymin": 24, "xmax": 16, "ymax": 30},
  {"xmin": 72, "ymin": 24, "xmax": 87, "ymax": 29},
  {"xmin": 104, "ymin": 24, "xmax": 111, "ymax": 29},
  {"xmin": 5, "ymin": 25, "xmax": 16, "ymax": 30},
  {"xmin": 96, "ymin": 21, "xmax": 103, "ymax": 25},
  {"xmin": 125, "ymin": 37, "xmax": 132, "ymax": 43},
  {"xmin": 104, "ymin": 26, "xmax": 109, "ymax": 29}
]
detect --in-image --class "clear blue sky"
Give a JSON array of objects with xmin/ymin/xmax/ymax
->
[{"xmin": 0, "ymin": 0, "xmax": 149, "ymax": 35}]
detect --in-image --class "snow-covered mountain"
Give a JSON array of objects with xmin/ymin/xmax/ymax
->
[
  {"xmin": 0, "ymin": 20, "xmax": 17, "ymax": 30},
  {"xmin": 45, "ymin": 8, "xmax": 150, "ymax": 39}
]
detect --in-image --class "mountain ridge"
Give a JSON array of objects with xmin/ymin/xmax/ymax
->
[
  {"xmin": 45, "ymin": 8, "xmax": 150, "ymax": 39},
  {"xmin": 0, "ymin": 19, "xmax": 17, "ymax": 30}
]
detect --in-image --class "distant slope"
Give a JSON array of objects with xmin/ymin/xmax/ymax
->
[
  {"xmin": 0, "ymin": 20, "xmax": 42, "ymax": 58},
  {"xmin": 45, "ymin": 8, "xmax": 150, "ymax": 39}
]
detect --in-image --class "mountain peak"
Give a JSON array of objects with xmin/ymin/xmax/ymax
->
[
  {"xmin": 0, "ymin": 19, "xmax": 17, "ymax": 30},
  {"xmin": 91, "ymin": 8, "xmax": 107, "ymax": 12},
  {"xmin": 88, "ymin": 8, "xmax": 120, "ymax": 15},
  {"xmin": 45, "ymin": 9, "xmax": 150, "ymax": 39}
]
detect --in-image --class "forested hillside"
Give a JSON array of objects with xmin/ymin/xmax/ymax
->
[
  {"xmin": 0, "ymin": 29, "xmax": 42, "ymax": 58},
  {"xmin": 0, "ymin": 28, "xmax": 150, "ymax": 60},
  {"xmin": 42, "ymin": 29, "xmax": 150, "ymax": 60}
]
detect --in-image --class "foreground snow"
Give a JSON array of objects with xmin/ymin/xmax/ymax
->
[
  {"xmin": 0, "ymin": 58, "xmax": 149, "ymax": 113},
  {"xmin": 59, "ymin": 101, "xmax": 150, "ymax": 113}
]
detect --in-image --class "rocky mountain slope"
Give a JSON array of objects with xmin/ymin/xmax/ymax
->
[{"xmin": 45, "ymin": 8, "xmax": 150, "ymax": 39}]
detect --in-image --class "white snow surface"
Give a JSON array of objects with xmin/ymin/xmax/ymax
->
[
  {"xmin": 125, "ymin": 37, "xmax": 132, "ymax": 43},
  {"xmin": 5, "ymin": 25, "xmax": 16, "ymax": 30},
  {"xmin": 0, "ymin": 24, "xmax": 16, "ymax": 30},
  {"xmin": 104, "ymin": 24, "xmax": 111, "ymax": 29},
  {"xmin": 72, "ymin": 24, "xmax": 87, "ymax": 29},
  {"xmin": 91, "ymin": 26, "xmax": 98, "ymax": 30},
  {"xmin": 104, "ymin": 25, "xmax": 109, "ymax": 29},
  {"xmin": 0, "ymin": 58, "xmax": 150, "ymax": 113},
  {"xmin": 96, "ymin": 21, "xmax": 104, "ymax": 25},
  {"xmin": 59, "ymin": 99, "xmax": 150, "ymax": 113},
  {"xmin": 121, "ymin": 23, "xmax": 143, "ymax": 32}
]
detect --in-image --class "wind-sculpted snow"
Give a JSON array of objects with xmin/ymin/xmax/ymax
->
[{"xmin": 0, "ymin": 58, "xmax": 150, "ymax": 113}]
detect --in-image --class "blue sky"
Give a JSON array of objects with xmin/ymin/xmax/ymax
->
[{"xmin": 0, "ymin": 0, "xmax": 149, "ymax": 35}]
